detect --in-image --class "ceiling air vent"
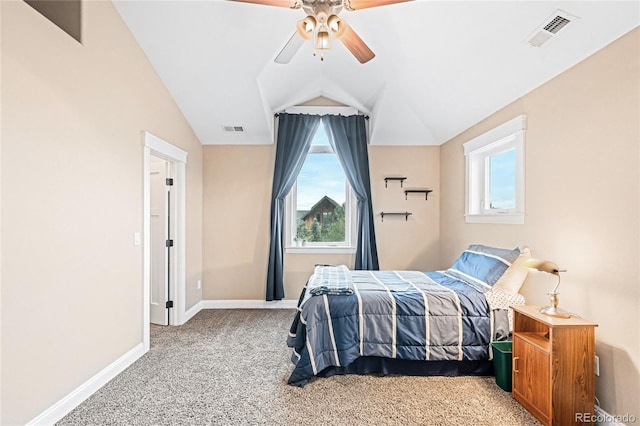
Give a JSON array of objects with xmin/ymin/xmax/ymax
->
[
  {"xmin": 526, "ymin": 10, "xmax": 577, "ymax": 48},
  {"xmin": 543, "ymin": 16, "xmax": 571, "ymax": 34},
  {"xmin": 222, "ymin": 126, "xmax": 245, "ymax": 133}
]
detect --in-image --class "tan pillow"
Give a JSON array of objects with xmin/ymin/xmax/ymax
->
[{"xmin": 493, "ymin": 247, "xmax": 531, "ymax": 294}]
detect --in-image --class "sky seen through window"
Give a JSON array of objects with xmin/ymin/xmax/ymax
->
[{"xmin": 296, "ymin": 124, "xmax": 346, "ymax": 210}]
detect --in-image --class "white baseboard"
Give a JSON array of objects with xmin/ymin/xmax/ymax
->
[
  {"xmin": 201, "ymin": 299, "xmax": 298, "ymax": 309},
  {"xmin": 180, "ymin": 300, "xmax": 297, "ymax": 325},
  {"xmin": 594, "ymin": 405, "xmax": 629, "ymax": 426},
  {"xmin": 27, "ymin": 343, "xmax": 145, "ymax": 426},
  {"xmin": 183, "ymin": 300, "xmax": 203, "ymax": 323}
]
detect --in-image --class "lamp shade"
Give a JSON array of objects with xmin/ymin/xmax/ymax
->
[
  {"xmin": 315, "ymin": 30, "xmax": 331, "ymax": 50},
  {"xmin": 296, "ymin": 16, "xmax": 316, "ymax": 40},
  {"xmin": 522, "ymin": 259, "xmax": 563, "ymax": 275},
  {"xmin": 328, "ymin": 14, "xmax": 347, "ymax": 39}
]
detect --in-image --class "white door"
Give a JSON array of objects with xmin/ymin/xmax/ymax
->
[{"xmin": 150, "ymin": 158, "xmax": 170, "ymax": 325}]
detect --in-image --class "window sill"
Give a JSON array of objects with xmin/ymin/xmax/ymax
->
[
  {"xmin": 465, "ymin": 213, "xmax": 525, "ymax": 225},
  {"xmin": 285, "ymin": 246, "xmax": 357, "ymax": 254}
]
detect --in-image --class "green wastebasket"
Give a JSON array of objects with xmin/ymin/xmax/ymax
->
[{"xmin": 491, "ymin": 341, "xmax": 512, "ymax": 392}]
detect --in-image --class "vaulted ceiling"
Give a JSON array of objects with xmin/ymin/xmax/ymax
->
[{"xmin": 114, "ymin": 1, "xmax": 639, "ymax": 145}]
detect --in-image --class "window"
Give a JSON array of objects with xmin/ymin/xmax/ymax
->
[
  {"xmin": 464, "ymin": 115, "xmax": 525, "ymax": 224},
  {"xmin": 285, "ymin": 122, "xmax": 356, "ymax": 252}
]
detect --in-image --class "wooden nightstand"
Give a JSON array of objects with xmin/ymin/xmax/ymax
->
[{"xmin": 511, "ymin": 305, "xmax": 598, "ymax": 425}]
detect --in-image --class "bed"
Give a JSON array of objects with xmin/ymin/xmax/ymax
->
[{"xmin": 286, "ymin": 244, "xmax": 529, "ymax": 386}]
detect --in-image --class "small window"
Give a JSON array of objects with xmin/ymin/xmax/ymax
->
[
  {"xmin": 285, "ymin": 122, "xmax": 356, "ymax": 252},
  {"xmin": 464, "ymin": 115, "xmax": 525, "ymax": 224}
]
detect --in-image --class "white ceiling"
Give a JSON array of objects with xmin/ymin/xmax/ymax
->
[{"xmin": 114, "ymin": 1, "xmax": 639, "ymax": 145}]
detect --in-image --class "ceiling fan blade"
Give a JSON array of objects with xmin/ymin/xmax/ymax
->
[
  {"xmin": 344, "ymin": 0, "xmax": 412, "ymax": 11},
  {"xmin": 227, "ymin": 0, "xmax": 300, "ymax": 8},
  {"xmin": 338, "ymin": 23, "xmax": 375, "ymax": 64},
  {"xmin": 275, "ymin": 32, "xmax": 305, "ymax": 64}
]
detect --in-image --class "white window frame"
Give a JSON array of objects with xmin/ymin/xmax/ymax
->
[
  {"xmin": 464, "ymin": 115, "xmax": 526, "ymax": 224},
  {"xmin": 285, "ymin": 145, "xmax": 357, "ymax": 254}
]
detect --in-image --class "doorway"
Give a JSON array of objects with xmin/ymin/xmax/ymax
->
[{"xmin": 143, "ymin": 132, "xmax": 187, "ymax": 352}]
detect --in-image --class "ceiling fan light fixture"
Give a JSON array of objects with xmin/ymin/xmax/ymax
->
[
  {"xmin": 296, "ymin": 15, "xmax": 316, "ymax": 40},
  {"xmin": 315, "ymin": 30, "xmax": 331, "ymax": 50},
  {"xmin": 235, "ymin": 0, "xmax": 394, "ymax": 64},
  {"xmin": 327, "ymin": 14, "xmax": 346, "ymax": 39}
]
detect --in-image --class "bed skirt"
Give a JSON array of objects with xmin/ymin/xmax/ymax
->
[{"xmin": 314, "ymin": 357, "xmax": 494, "ymax": 381}]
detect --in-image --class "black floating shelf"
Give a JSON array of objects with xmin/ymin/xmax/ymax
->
[
  {"xmin": 404, "ymin": 189, "xmax": 433, "ymax": 200},
  {"xmin": 384, "ymin": 177, "xmax": 407, "ymax": 188},
  {"xmin": 380, "ymin": 211, "xmax": 412, "ymax": 222}
]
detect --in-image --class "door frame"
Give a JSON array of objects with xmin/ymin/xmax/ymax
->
[{"xmin": 142, "ymin": 132, "xmax": 187, "ymax": 352}]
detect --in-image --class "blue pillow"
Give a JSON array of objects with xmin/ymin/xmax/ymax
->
[
  {"xmin": 467, "ymin": 244, "xmax": 520, "ymax": 263},
  {"xmin": 446, "ymin": 245, "xmax": 520, "ymax": 292}
]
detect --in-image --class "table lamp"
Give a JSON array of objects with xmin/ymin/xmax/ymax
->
[{"xmin": 522, "ymin": 259, "xmax": 571, "ymax": 318}]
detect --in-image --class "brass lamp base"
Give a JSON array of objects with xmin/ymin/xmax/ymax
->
[
  {"xmin": 539, "ymin": 305, "xmax": 572, "ymax": 318},
  {"xmin": 539, "ymin": 292, "xmax": 572, "ymax": 319}
]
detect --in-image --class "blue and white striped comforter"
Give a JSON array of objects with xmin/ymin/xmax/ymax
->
[{"xmin": 286, "ymin": 269, "xmax": 510, "ymax": 386}]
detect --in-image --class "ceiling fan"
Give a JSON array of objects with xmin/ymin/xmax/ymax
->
[{"xmin": 229, "ymin": 0, "xmax": 413, "ymax": 64}]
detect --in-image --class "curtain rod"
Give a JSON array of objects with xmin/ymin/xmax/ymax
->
[{"xmin": 274, "ymin": 112, "xmax": 369, "ymax": 119}]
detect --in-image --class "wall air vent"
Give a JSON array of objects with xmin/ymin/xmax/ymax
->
[
  {"xmin": 222, "ymin": 126, "xmax": 245, "ymax": 133},
  {"xmin": 525, "ymin": 10, "xmax": 577, "ymax": 48}
]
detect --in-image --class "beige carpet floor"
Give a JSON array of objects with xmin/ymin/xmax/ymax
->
[{"xmin": 58, "ymin": 309, "xmax": 539, "ymax": 425}]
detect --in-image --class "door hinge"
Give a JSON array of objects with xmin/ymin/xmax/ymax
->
[
  {"xmin": 166, "ymin": 300, "xmax": 174, "ymax": 309},
  {"xmin": 166, "ymin": 178, "xmax": 174, "ymax": 186},
  {"xmin": 165, "ymin": 239, "xmax": 174, "ymax": 247}
]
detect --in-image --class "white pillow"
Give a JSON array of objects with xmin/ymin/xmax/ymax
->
[{"xmin": 492, "ymin": 247, "xmax": 531, "ymax": 294}]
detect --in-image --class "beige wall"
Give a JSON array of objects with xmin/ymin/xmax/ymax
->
[
  {"xmin": 1, "ymin": 1, "xmax": 203, "ymax": 424},
  {"xmin": 440, "ymin": 28, "xmax": 639, "ymax": 418},
  {"xmin": 202, "ymin": 145, "xmax": 273, "ymax": 300},
  {"xmin": 370, "ymin": 146, "xmax": 440, "ymax": 271},
  {"xmin": 202, "ymin": 145, "xmax": 440, "ymax": 300}
]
